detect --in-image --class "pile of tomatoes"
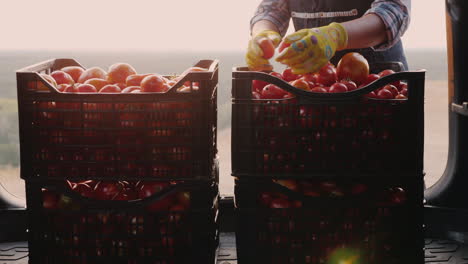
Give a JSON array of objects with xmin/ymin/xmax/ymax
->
[
  {"xmin": 251, "ymin": 52, "xmax": 408, "ymax": 100},
  {"xmin": 31, "ymin": 62, "xmax": 205, "ymax": 94},
  {"xmin": 257, "ymin": 179, "xmax": 406, "ymax": 209},
  {"xmin": 42, "ymin": 180, "xmax": 190, "ymax": 211}
]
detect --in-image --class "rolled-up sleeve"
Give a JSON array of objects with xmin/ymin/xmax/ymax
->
[
  {"xmin": 365, "ymin": 0, "xmax": 411, "ymax": 50},
  {"xmin": 250, "ymin": 0, "xmax": 291, "ymax": 36}
]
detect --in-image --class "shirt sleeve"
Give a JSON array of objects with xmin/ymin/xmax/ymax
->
[
  {"xmin": 365, "ymin": 0, "xmax": 411, "ymax": 50},
  {"xmin": 250, "ymin": 0, "xmax": 291, "ymax": 37}
]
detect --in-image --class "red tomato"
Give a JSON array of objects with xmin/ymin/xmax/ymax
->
[
  {"xmin": 63, "ymin": 84, "xmax": 78, "ymax": 93},
  {"xmin": 270, "ymin": 72, "xmax": 283, "ymax": 79},
  {"xmin": 399, "ymin": 82, "xmax": 408, "ymax": 91},
  {"xmin": 259, "ymin": 192, "xmax": 276, "ymax": 207},
  {"xmin": 270, "ymin": 198, "xmax": 291, "ymax": 209},
  {"xmin": 379, "ymin": 69, "xmax": 400, "ymax": 86},
  {"xmin": 329, "ymin": 82, "xmax": 348, "ymax": 93},
  {"xmin": 401, "ymin": 88, "xmax": 408, "ymax": 96},
  {"xmin": 252, "ymin": 80, "xmax": 268, "ymax": 93},
  {"xmin": 73, "ymin": 182, "xmax": 95, "ymax": 198},
  {"xmin": 274, "ymin": 179, "xmax": 299, "ymax": 191},
  {"xmin": 389, "ymin": 187, "xmax": 407, "ymax": 204},
  {"xmin": 316, "ymin": 64, "xmax": 337, "ymax": 86},
  {"xmin": 258, "ymin": 38, "xmax": 275, "ymax": 59},
  {"xmin": 252, "ymin": 91, "xmax": 262, "ymax": 99},
  {"xmin": 138, "ymin": 182, "xmax": 170, "ymax": 199},
  {"xmin": 384, "ymin": 84, "xmax": 399, "ymax": 97},
  {"xmin": 303, "ymin": 73, "xmax": 317, "ymax": 83},
  {"xmin": 377, "ymin": 89, "xmax": 394, "ymax": 99},
  {"xmin": 364, "ymin": 74, "xmax": 380, "ymax": 85},
  {"xmin": 121, "ymin": 86, "xmax": 141, "ymax": 93},
  {"xmin": 310, "ymin": 87, "xmax": 327, "ymax": 93},
  {"xmin": 282, "ymin": 68, "xmax": 301, "ymax": 82},
  {"xmin": 337, "ymin": 52, "xmax": 369, "ymax": 84},
  {"xmin": 99, "ymin": 84, "xmax": 121, "ymax": 93},
  {"xmin": 76, "ymin": 83, "xmax": 97, "ymax": 93},
  {"xmin": 341, "ymin": 80, "xmax": 357, "ymax": 91},
  {"xmin": 261, "ymin": 84, "xmax": 287, "ymax": 99},
  {"xmin": 290, "ymin": 78, "xmax": 310, "ymax": 91},
  {"xmin": 42, "ymin": 189, "xmax": 60, "ymax": 209},
  {"xmin": 366, "ymin": 91, "xmax": 378, "ymax": 99},
  {"xmin": 395, "ymin": 94, "xmax": 407, "ymax": 99},
  {"xmin": 94, "ymin": 181, "xmax": 123, "ymax": 200}
]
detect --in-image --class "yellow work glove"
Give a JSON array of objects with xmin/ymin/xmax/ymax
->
[
  {"xmin": 276, "ymin": 22, "xmax": 348, "ymax": 74},
  {"xmin": 246, "ymin": 30, "xmax": 281, "ymax": 71}
]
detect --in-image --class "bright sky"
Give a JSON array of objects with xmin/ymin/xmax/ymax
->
[{"xmin": 0, "ymin": 0, "xmax": 446, "ymax": 51}]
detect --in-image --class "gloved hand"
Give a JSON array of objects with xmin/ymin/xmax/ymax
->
[
  {"xmin": 276, "ymin": 22, "xmax": 348, "ymax": 74},
  {"xmin": 246, "ymin": 30, "xmax": 281, "ymax": 71}
]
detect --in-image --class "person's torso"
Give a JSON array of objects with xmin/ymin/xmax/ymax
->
[{"xmin": 288, "ymin": 0, "xmax": 408, "ymax": 70}]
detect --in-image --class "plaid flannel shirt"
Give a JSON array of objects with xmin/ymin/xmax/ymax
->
[{"xmin": 250, "ymin": 0, "xmax": 411, "ymax": 50}]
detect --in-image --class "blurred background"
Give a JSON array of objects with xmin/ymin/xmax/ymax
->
[{"xmin": 0, "ymin": 0, "xmax": 448, "ymax": 200}]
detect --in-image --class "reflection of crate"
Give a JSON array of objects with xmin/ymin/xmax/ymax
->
[
  {"xmin": 26, "ymin": 180, "xmax": 219, "ymax": 264},
  {"xmin": 16, "ymin": 58, "xmax": 218, "ymax": 181},
  {"xmin": 235, "ymin": 177, "xmax": 423, "ymax": 264},
  {"xmin": 231, "ymin": 63, "xmax": 425, "ymax": 177}
]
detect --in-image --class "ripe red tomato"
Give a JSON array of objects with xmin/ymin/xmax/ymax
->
[
  {"xmin": 303, "ymin": 73, "xmax": 317, "ymax": 83},
  {"xmin": 99, "ymin": 84, "xmax": 121, "ymax": 93},
  {"xmin": 384, "ymin": 85, "xmax": 399, "ymax": 97},
  {"xmin": 329, "ymin": 82, "xmax": 348, "ymax": 93},
  {"xmin": 121, "ymin": 86, "xmax": 141, "ymax": 93},
  {"xmin": 42, "ymin": 189, "xmax": 60, "ymax": 209},
  {"xmin": 377, "ymin": 88, "xmax": 394, "ymax": 99},
  {"xmin": 63, "ymin": 84, "xmax": 78, "ymax": 93},
  {"xmin": 364, "ymin": 74, "xmax": 380, "ymax": 85},
  {"xmin": 340, "ymin": 80, "xmax": 357, "ymax": 91},
  {"xmin": 138, "ymin": 182, "xmax": 170, "ymax": 199},
  {"xmin": 73, "ymin": 182, "xmax": 95, "ymax": 198},
  {"xmin": 316, "ymin": 64, "xmax": 337, "ymax": 86},
  {"xmin": 399, "ymin": 82, "xmax": 408, "ymax": 91},
  {"xmin": 336, "ymin": 52, "xmax": 369, "ymax": 85},
  {"xmin": 252, "ymin": 91, "xmax": 262, "ymax": 99},
  {"xmin": 76, "ymin": 83, "xmax": 97, "ymax": 93},
  {"xmin": 401, "ymin": 88, "xmax": 408, "ymax": 96},
  {"xmin": 365, "ymin": 91, "xmax": 377, "ymax": 99},
  {"xmin": 282, "ymin": 68, "xmax": 301, "ymax": 82},
  {"xmin": 310, "ymin": 87, "xmax": 327, "ymax": 93},
  {"xmin": 274, "ymin": 179, "xmax": 299, "ymax": 191},
  {"xmin": 270, "ymin": 72, "xmax": 283, "ymax": 79},
  {"xmin": 378, "ymin": 69, "xmax": 400, "ymax": 86},
  {"xmin": 270, "ymin": 198, "xmax": 291, "ymax": 209},
  {"xmin": 252, "ymin": 80, "xmax": 268, "ymax": 93},
  {"xmin": 290, "ymin": 78, "xmax": 310, "ymax": 91},
  {"xmin": 258, "ymin": 38, "xmax": 275, "ymax": 59},
  {"xmin": 395, "ymin": 94, "xmax": 407, "ymax": 99},
  {"xmin": 94, "ymin": 181, "xmax": 123, "ymax": 200},
  {"xmin": 261, "ymin": 84, "xmax": 287, "ymax": 99}
]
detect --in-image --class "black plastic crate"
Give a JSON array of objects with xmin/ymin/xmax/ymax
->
[
  {"xmin": 26, "ymin": 180, "xmax": 219, "ymax": 264},
  {"xmin": 231, "ymin": 63, "xmax": 425, "ymax": 177},
  {"xmin": 16, "ymin": 59, "xmax": 218, "ymax": 181},
  {"xmin": 234, "ymin": 177, "xmax": 423, "ymax": 264}
]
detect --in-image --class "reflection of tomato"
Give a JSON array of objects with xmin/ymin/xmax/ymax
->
[
  {"xmin": 337, "ymin": 52, "xmax": 369, "ymax": 85},
  {"xmin": 316, "ymin": 64, "xmax": 337, "ymax": 86}
]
